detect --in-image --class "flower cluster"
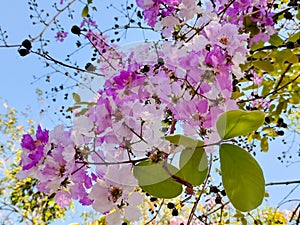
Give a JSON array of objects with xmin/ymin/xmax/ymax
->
[
  {"xmin": 137, "ymin": 0, "xmax": 182, "ymax": 27},
  {"xmin": 18, "ymin": 125, "xmax": 93, "ymax": 206},
  {"xmin": 18, "ymin": 0, "xmax": 278, "ymax": 224}
]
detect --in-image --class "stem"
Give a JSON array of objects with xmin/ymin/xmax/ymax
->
[
  {"xmin": 32, "ymin": 50, "xmax": 105, "ymax": 77},
  {"xmin": 144, "ymin": 199, "xmax": 164, "ymax": 225},
  {"xmin": 85, "ymin": 34, "xmax": 117, "ymax": 71},
  {"xmin": 75, "ymin": 157, "xmax": 148, "ymax": 166},
  {"xmin": 0, "ymin": 44, "xmax": 21, "ymax": 48},
  {"xmin": 266, "ymin": 180, "xmax": 300, "ymax": 186},
  {"xmin": 30, "ymin": 0, "xmax": 77, "ymax": 41},
  {"xmin": 187, "ymin": 154, "xmax": 213, "ymax": 225},
  {"xmin": 170, "ymin": 116, "xmax": 177, "ymax": 134},
  {"xmin": 274, "ymin": 63, "xmax": 292, "ymax": 90}
]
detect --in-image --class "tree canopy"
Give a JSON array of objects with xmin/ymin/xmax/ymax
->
[{"xmin": 0, "ymin": 0, "xmax": 299, "ymax": 224}]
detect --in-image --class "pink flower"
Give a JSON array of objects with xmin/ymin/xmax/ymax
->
[
  {"xmin": 89, "ymin": 165, "xmax": 141, "ymax": 224},
  {"xmin": 55, "ymin": 31, "xmax": 68, "ymax": 42},
  {"xmin": 251, "ymin": 70, "xmax": 263, "ymax": 86},
  {"xmin": 136, "ymin": 0, "xmax": 181, "ymax": 27},
  {"xmin": 54, "ymin": 190, "xmax": 72, "ymax": 207},
  {"xmin": 20, "ymin": 125, "xmax": 49, "ymax": 170},
  {"xmin": 80, "ymin": 18, "xmax": 98, "ymax": 28}
]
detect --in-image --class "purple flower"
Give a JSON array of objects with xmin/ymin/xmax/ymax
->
[
  {"xmin": 21, "ymin": 134, "xmax": 35, "ymax": 151},
  {"xmin": 251, "ymin": 70, "xmax": 263, "ymax": 86},
  {"xmin": 54, "ymin": 190, "xmax": 72, "ymax": 207},
  {"xmin": 55, "ymin": 31, "xmax": 68, "ymax": 42},
  {"xmin": 22, "ymin": 146, "xmax": 44, "ymax": 170},
  {"xmin": 20, "ymin": 126, "xmax": 49, "ymax": 170},
  {"xmin": 36, "ymin": 125, "xmax": 49, "ymax": 143}
]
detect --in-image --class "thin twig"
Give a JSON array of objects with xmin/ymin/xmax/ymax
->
[
  {"xmin": 32, "ymin": 50, "xmax": 105, "ymax": 77},
  {"xmin": 30, "ymin": 0, "xmax": 77, "ymax": 41},
  {"xmin": 144, "ymin": 199, "xmax": 165, "ymax": 225},
  {"xmin": 274, "ymin": 63, "xmax": 293, "ymax": 90},
  {"xmin": 266, "ymin": 180, "xmax": 300, "ymax": 186},
  {"xmin": 75, "ymin": 157, "xmax": 148, "ymax": 166},
  {"xmin": 187, "ymin": 154, "xmax": 213, "ymax": 225}
]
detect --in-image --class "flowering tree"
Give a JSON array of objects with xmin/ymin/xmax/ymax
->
[
  {"xmin": 0, "ymin": 0, "xmax": 300, "ymax": 224},
  {"xmin": 0, "ymin": 103, "xmax": 67, "ymax": 224}
]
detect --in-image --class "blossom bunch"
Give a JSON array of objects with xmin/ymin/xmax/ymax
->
[{"xmin": 18, "ymin": 0, "xmax": 280, "ymax": 224}]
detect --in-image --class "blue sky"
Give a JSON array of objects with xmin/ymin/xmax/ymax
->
[{"xmin": 0, "ymin": 0, "xmax": 299, "ymax": 224}]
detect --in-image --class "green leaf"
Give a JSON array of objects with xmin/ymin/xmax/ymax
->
[
  {"xmin": 275, "ymin": 49, "xmax": 298, "ymax": 65},
  {"xmin": 288, "ymin": 31, "xmax": 300, "ymax": 42},
  {"xmin": 178, "ymin": 146, "xmax": 208, "ymax": 185},
  {"xmin": 75, "ymin": 108, "xmax": 88, "ymax": 116},
  {"xmin": 252, "ymin": 51, "xmax": 267, "ymax": 59},
  {"xmin": 260, "ymin": 136, "xmax": 269, "ymax": 152},
  {"xmin": 253, "ymin": 60, "xmax": 274, "ymax": 72},
  {"xmin": 243, "ymin": 15, "xmax": 259, "ymax": 36},
  {"xmin": 216, "ymin": 110, "xmax": 265, "ymax": 140},
  {"xmin": 241, "ymin": 218, "xmax": 247, "ymax": 225},
  {"xmin": 164, "ymin": 134, "xmax": 203, "ymax": 148},
  {"xmin": 220, "ymin": 144, "xmax": 265, "ymax": 212},
  {"xmin": 133, "ymin": 161, "xmax": 182, "ymax": 198},
  {"xmin": 251, "ymin": 40, "xmax": 264, "ymax": 51},
  {"xmin": 87, "ymin": 0, "xmax": 93, "ymax": 3},
  {"xmin": 72, "ymin": 93, "xmax": 81, "ymax": 103},
  {"xmin": 81, "ymin": 5, "xmax": 89, "ymax": 17},
  {"xmin": 66, "ymin": 105, "xmax": 81, "ymax": 112},
  {"xmin": 269, "ymin": 34, "xmax": 284, "ymax": 47}
]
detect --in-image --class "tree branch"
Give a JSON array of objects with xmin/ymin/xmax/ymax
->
[
  {"xmin": 30, "ymin": 0, "xmax": 77, "ymax": 41},
  {"xmin": 266, "ymin": 180, "xmax": 300, "ymax": 186},
  {"xmin": 32, "ymin": 50, "xmax": 105, "ymax": 77}
]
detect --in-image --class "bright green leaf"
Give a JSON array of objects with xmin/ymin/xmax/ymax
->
[
  {"xmin": 220, "ymin": 144, "xmax": 265, "ymax": 212},
  {"xmin": 133, "ymin": 161, "xmax": 182, "ymax": 198},
  {"xmin": 178, "ymin": 146, "xmax": 208, "ymax": 186},
  {"xmin": 216, "ymin": 110, "xmax": 265, "ymax": 140},
  {"xmin": 81, "ymin": 5, "xmax": 89, "ymax": 17},
  {"xmin": 253, "ymin": 61, "xmax": 274, "ymax": 73}
]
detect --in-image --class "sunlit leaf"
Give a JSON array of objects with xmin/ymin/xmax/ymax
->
[
  {"xmin": 216, "ymin": 110, "xmax": 265, "ymax": 140},
  {"xmin": 178, "ymin": 146, "xmax": 208, "ymax": 186},
  {"xmin": 133, "ymin": 161, "xmax": 182, "ymax": 198},
  {"xmin": 269, "ymin": 34, "xmax": 284, "ymax": 47},
  {"xmin": 288, "ymin": 31, "xmax": 300, "ymax": 42},
  {"xmin": 220, "ymin": 144, "xmax": 265, "ymax": 212},
  {"xmin": 253, "ymin": 61, "xmax": 274, "ymax": 73}
]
